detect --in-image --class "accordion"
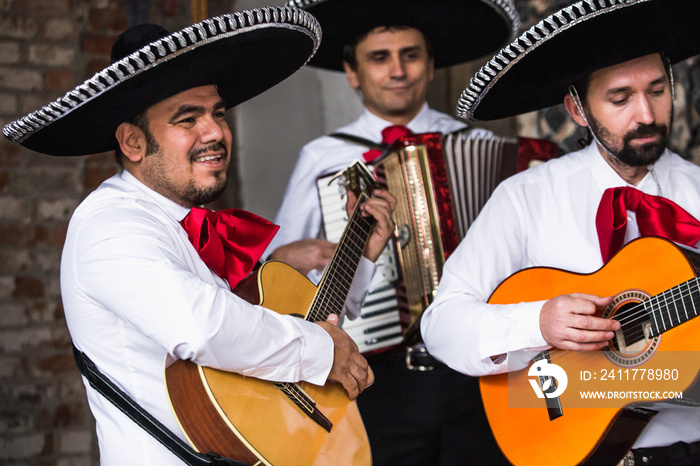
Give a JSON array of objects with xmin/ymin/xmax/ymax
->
[{"xmin": 317, "ymin": 129, "xmax": 560, "ymax": 354}]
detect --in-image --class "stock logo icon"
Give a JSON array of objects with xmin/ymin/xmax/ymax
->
[{"xmin": 528, "ymin": 359, "xmax": 568, "ymax": 398}]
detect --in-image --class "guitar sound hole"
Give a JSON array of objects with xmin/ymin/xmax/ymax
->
[{"xmin": 610, "ymin": 301, "xmax": 650, "ymax": 354}]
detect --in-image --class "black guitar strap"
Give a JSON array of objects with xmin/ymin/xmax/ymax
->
[
  {"xmin": 329, "ymin": 132, "xmax": 387, "ymax": 151},
  {"xmin": 71, "ymin": 344, "xmax": 247, "ymax": 466}
]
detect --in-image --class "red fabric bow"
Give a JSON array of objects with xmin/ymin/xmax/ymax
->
[
  {"xmin": 181, "ymin": 207, "xmax": 279, "ymax": 288},
  {"xmin": 363, "ymin": 125, "xmax": 413, "ymax": 163},
  {"xmin": 596, "ymin": 186, "xmax": 700, "ymax": 263}
]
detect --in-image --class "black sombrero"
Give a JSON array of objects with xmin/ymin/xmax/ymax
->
[
  {"xmin": 3, "ymin": 6, "xmax": 321, "ymax": 156},
  {"xmin": 287, "ymin": 0, "xmax": 520, "ymax": 71},
  {"xmin": 457, "ymin": 0, "xmax": 700, "ymax": 122}
]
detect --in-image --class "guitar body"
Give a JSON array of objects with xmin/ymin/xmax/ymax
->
[
  {"xmin": 165, "ymin": 261, "xmax": 371, "ymax": 465},
  {"xmin": 482, "ymin": 237, "xmax": 700, "ymax": 466}
]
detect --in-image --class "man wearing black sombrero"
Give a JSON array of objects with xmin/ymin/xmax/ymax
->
[
  {"xmin": 263, "ymin": 0, "xmax": 520, "ymax": 464},
  {"xmin": 3, "ymin": 7, "xmax": 399, "ymax": 465},
  {"xmin": 422, "ymin": 0, "xmax": 700, "ymax": 464}
]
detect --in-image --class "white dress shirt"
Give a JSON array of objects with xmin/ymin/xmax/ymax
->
[
  {"xmin": 61, "ymin": 170, "xmax": 375, "ymax": 465},
  {"xmin": 421, "ymin": 142, "xmax": 700, "ymax": 448},
  {"xmin": 265, "ymin": 103, "xmax": 468, "ymax": 259}
]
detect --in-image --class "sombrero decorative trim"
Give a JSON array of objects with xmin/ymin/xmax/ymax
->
[
  {"xmin": 286, "ymin": 0, "xmax": 521, "ymax": 71},
  {"xmin": 457, "ymin": 0, "xmax": 700, "ymax": 122},
  {"xmin": 4, "ymin": 6, "xmax": 321, "ymax": 156}
]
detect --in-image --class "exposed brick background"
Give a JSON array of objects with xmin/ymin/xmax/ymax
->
[{"xmin": 0, "ymin": 1, "xmax": 235, "ymax": 464}]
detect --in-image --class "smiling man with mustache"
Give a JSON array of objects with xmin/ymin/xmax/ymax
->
[{"xmin": 3, "ymin": 10, "xmax": 400, "ymax": 464}]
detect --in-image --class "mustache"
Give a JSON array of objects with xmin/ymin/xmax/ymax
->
[
  {"xmin": 189, "ymin": 142, "xmax": 227, "ymax": 159},
  {"xmin": 624, "ymin": 122, "xmax": 668, "ymax": 141}
]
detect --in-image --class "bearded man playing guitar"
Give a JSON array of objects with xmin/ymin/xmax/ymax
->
[{"xmin": 421, "ymin": 1, "xmax": 700, "ymax": 465}]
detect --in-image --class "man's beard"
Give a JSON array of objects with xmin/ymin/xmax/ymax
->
[
  {"xmin": 589, "ymin": 114, "xmax": 670, "ymax": 167},
  {"xmin": 144, "ymin": 135, "xmax": 229, "ymax": 207},
  {"xmin": 182, "ymin": 173, "xmax": 228, "ymax": 206},
  {"xmin": 182, "ymin": 141, "xmax": 229, "ymax": 206}
]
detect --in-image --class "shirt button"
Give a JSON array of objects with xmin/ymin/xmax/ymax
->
[{"xmin": 303, "ymin": 372, "xmax": 310, "ymax": 379}]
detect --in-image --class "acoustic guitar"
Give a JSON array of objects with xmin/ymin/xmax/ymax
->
[
  {"xmin": 481, "ymin": 236, "xmax": 700, "ymax": 465},
  {"xmin": 165, "ymin": 162, "xmax": 377, "ymax": 465}
]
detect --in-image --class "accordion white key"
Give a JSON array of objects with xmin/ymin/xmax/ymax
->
[{"xmin": 317, "ymin": 128, "xmax": 560, "ymax": 354}]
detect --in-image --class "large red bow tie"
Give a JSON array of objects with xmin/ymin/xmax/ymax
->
[
  {"xmin": 363, "ymin": 125, "xmax": 413, "ymax": 163},
  {"xmin": 181, "ymin": 207, "xmax": 279, "ymax": 288},
  {"xmin": 596, "ymin": 186, "xmax": 700, "ymax": 263}
]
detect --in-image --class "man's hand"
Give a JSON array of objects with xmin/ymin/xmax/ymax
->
[
  {"xmin": 316, "ymin": 314, "xmax": 369, "ymax": 400},
  {"xmin": 346, "ymin": 188, "xmax": 397, "ymax": 262},
  {"xmin": 540, "ymin": 293, "xmax": 619, "ymax": 350},
  {"xmin": 269, "ymin": 239, "xmax": 336, "ymax": 276}
]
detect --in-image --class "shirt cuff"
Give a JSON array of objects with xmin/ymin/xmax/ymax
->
[
  {"xmin": 344, "ymin": 256, "xmax": 377, "ymax": 320},
  {"xmin": 480, "ymin": 300, "xmax": 549, "ymax": 372},
  {"xmin": 295, "ymin": 319, "xmax": 335, "ymax": 386}
]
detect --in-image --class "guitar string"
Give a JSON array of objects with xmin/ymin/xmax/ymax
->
[
  {"xmin": 277, "ymin": 242, "xmax": 366, "ymax": 415},
  {"xmin": 283, "ymin": 385, "xmax": 311, "ymax": 410},
  {"xmin": 612, "ymin": 277, "xmax": 700, "ymax": 334},
  {"xmin": 647, "ymin": 280, "xmax": 700, "ymax": 332},
  {"xmin": 276, "ymin": 167, "xmax": 379, "ymax": 423},
  {"xmin": 597, "ymin": 276, "xmax": 699, "ymax": 328},
  {"xmin": 308, "ymin": 214, "xmax": 372, "ymax": 323},
  {"xmin": 308, "ymin": 228, "xmax": 366, "ymax": 322},
  {"xmin": 289, "ymin": 386, "xmax": 314, "ymax": 412},
  {"xmin": 277, "ymin": 382, "xmax": 314, "ymax": 412},
  {"xmin": 533, "ymin": 277, "xmax": 700, "ymax": 365},
  {"xmin": 306, "ymin": 204, "xmax": 373, "ymax": 323},
  {"xmin": 593, "ymin": 282, "xmax": 696, "ymax": 346},
  {"xmin": 310, "ymin": 221, "xmax": 362, "ymax": 322},
  {"xmin": 539, "ymin": 278, "xmax": 699, "ymax": 359}
]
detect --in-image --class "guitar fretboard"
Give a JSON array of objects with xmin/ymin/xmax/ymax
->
[
  {"xmin": 307, "ymin": 193, "xmax": 375, "ymax": 323},
  {"xmin": 646, "ymin": 276, "xmax": 700, "ymax": 337}
]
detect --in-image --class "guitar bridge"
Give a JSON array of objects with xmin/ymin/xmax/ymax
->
[{"xmin": 275, "ymin": 382, "xmax": 333, "ymax": 432}]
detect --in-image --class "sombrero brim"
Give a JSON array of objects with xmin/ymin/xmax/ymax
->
[
  {"xmin": 458, "ymin": 0, "xmax": 700, "ymax": 122},
  {"xmin": 3, "ymin": 7, "xmax": 320, "ymax": 156},
  {"xmin": 288, "ymin": 0, "xmax": 520, "ymax": 71}
]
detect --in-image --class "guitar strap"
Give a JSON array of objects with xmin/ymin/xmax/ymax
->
[
  {"xmin": 71, "ymin": 344, "xmax": 247, "ymax": 466},
  {"xmin": 329, "ymin": 132, "xmax": 388, "ymax": 151}
]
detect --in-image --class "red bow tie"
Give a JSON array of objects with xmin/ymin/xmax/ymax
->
[
  {"xmin": 596, "ymin": 186, "xmax": 700, "ymax": 263},
  {"xmin": 181, "ymin": 207, "xmax": 279, "ymax": 288},
  {"xmin": 363, "ymin": 125, "xmax": 413, "ymax": 163}
]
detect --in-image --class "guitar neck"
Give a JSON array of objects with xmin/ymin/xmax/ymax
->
[
  {"xmin": 646, "ymin": 276, "xmax": 700, "ymax": 337},
  {"xmin": 306, "ymin": 192, "xmax": 375, "ymax": 323}
]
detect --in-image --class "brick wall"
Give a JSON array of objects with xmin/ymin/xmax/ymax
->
[{"xmin": 0, "ymin": 1, "xmax": 234, "ymax": 464}]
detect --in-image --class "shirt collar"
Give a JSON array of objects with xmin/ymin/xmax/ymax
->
[
  {"xmin": 357, "ymin": 103, "xmax": 430, "ymax": 141},
  {"xmin": 587, "ymin": 142, "xmax": 672, "ymax": 196},
  {"xmin": 120, "ymin": 169, "xmax": 192, "ymax": 222}
]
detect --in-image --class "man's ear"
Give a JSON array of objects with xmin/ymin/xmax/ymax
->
[
  {"xmin": 115, "ymin": 122, "xmax": 146, "ymax": 162},
  {"xmin": 564, "ymin": 94, "xmax": 588, "ymax": 128},
  {"xmin": 343, "ymin": 61, "xmax": 360, "ymax": 90}
]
